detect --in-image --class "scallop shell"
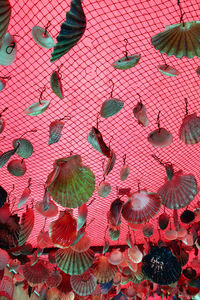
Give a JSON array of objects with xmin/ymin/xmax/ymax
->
[
  {"xmin": 0, "ymin": 276, "xmax": 14, "ymax": 300},
  {"xmin": 70, "ymin": 270, "xmax": 97, "ymax": 296},
  {"xmin": 100, "ymin": 98, "xmax": 124, "ymax": 118},
  {"xmin": 47, "ymin": 287, "xmax": 63, "ymax": 300},
  {"xmin": 55, "ymin": 247, "xmax": 95, "ymax": 275},
  {"xmin": 183, "ymin": 267, "xmax": 196, "ymax": 279},
  {"xmin": 120, "ymin": 165, "xmax": 130, "ymax": 181},
  {"xmin": 100, "ymin": 280, "xmax": 113, "ymax": 294},
  {"xmin": 22, "ymin": 261, "xmax": 49, "ymax": 284},
  {"xmin": 148, "ymin": 128, "xmax": 173, "ymax": 148},
  {"xmin": 92, "ymin": 255, "xmax": 118, "ymax": 283},
  {"xmin": 97, "ymin": 182, "xmax": 111, "ymax": 197},
  {"xmin": 0, "ymin": 203, "xmax": 10, "ymax": 223},
  {"xmin": 164, "ymin": 230, "xmax": 178, "ymax": 240},
  {"xmin": 57, "ymin": 271, "xmax": 72, "ymax": 294},
  {"xmin": 0, "ymin": 33, "xmax": 17, "ymax": 66},
  {"xmin": 35, "ymin": 200, "xmax": 58, "ymax": 218},
  {"xmin": 112, "ymin": 54, "xmax": 141, "ymax": 70},
  {"xmin": 46, "ymin": 269, "xmax": 62, "ymax": 288},
  {"xmin": 37, "ymin": 230, "xmax": 53, "ymax": 248},
  {"xmin": 151, "ymin": 21, "xmax": 200, "ymax": 58},
  {"xmin": 87, "ymin": 127, "xmax": 104, "ymax": 155},
  {"xmin": 122, "ymin": 190, "xmax": 161, "ymax": 224},
  {"xmin": 142, "ymin": 246, "xmax": 182, "ymax": 285},
  {"xmin": 133, "ymin": 102, "xmax": 149, "ymax": 127},
  {"xmin": 108, "ymin": 249, "xmax": 124, "ymax": 265},
  {"xmin": 18, "ymin": 207, "xmax": 34, "ymax": 246},
  {"xmin": 0, "ymin": 249, "xmax": 9, "ymax": 270},
  {"xmin": 128, "ymin": 246, "xmax": 143, "ymax": 264},
  {"xmin": 50, "ymin": 0, "xmax": 86, "ymax": 62},
  {"xmin": 157, "ymin": 172, "xmax": 198, "ymax": 209},
  {"xmin": 77, "ymin": 203, "xmax": 87, "ymax": 231},
  {"xmin": 50, "ymin": 71, "xmax": 64, "ymax": 99},
  {"xmin": 179, "ymin": 113, "xmax": 200, "ymax": 145},
  {"xmin": 142, "ymin": 223, "xmax": 154, "ymax": 237},
  {"xmin": 46, "ymin": 155, "xmax": 95, "ymax": 208},
  {"xmin": 49, "ymin": 211, "xmax": 77, "ymax": 248},
  {"xmin": 13, "ymin": 138, "xmax": 34, "ymax": 159},
  {"xmin": 103, "ymin": 149, "xmax": 116, "ymax": 176},
  {"xmin": 71, "ymin": 232, "xmax": 91, "ymax": 253},
  {"xmin": 109, "ymin": 226, "xmax": 120, "ymax": 241},
  {"xmin": 17, "ymin": 186, "xmax": 31, "ymax": 208},
  {"xmin": 25, "ymin": 100, "xmax": 50, "ymax": 116},
  {"xmin": 7, "ymin": 159, "xmax": 26, "ymax": 176},
  {"xmin": 158, "ymin": 213, "xmax": 169, "ymax": 230},
  {"xmin": 158, "ymin": 65, "xmax": 179, "ymax": 76},
  {"xmin": 31, "ymin": 26, "xmax": 54, "ymax": 49},
  {"xmin": 176, "ymin": 248, "xmax": 189, "ymax": 267},
  {"xmin": 49, "ymin": 119, "xmax": 65, "ymax": 145},
  {"xmin": 0, "ymin": 147, "xmax": 18, "ymax": 168},
  {"xmin": 0, "ymin": 0, "xmax": 11, "ymax": 45},
  {"xmin": 177, "ymin": 227, "xmax": 187, "ymax": 239}
]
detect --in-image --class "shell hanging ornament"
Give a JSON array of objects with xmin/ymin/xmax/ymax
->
[
  {"xmin": 18, "ymin": 206, "xmax": 34, "ymax": 246},
  {"xmin": 133, "ymin": 94, "xmax": 149, "ymax": 127},
  {"xmin": 17, "ymin": 178, "xmax": 32, "ymax": 208},
  {"xmin": 97, "ymin": 181, "xmax": 111, "ymax": 198},
  {"xmin": 120, "ymin": 154, "xmax": 130, "ymax": 181},
  {"xmin": 153, "ymin": 155, "xmax": 198, "ymax": 209},
  {"xmin": 100, "ymin": 80, "xmax": 124, "ymax": 118},
  {"xmin": 25, "ymin": 87, "xmax": 50, "ymax": 116},
  {"xmin": 0, "ymin": 0, "xmax": 11, "ymax": 46},
  {"xmin": 50, "ymin": 66, "xmax": 64, "ymax": 99},
  {"xmin": 48, "ymin": 117, "xmax": 66, "ymax": 145},
  {"xmin": 0, "ymin": 107, "xmax": 8, "ymax": 133},
  {"xmin": 50, "ymin": 0, "xmax": 86, "ymax": 62},
  {"xmin": 7, "ymin": 159, "xmax": 26, "ymax": 177},
  {"xmin": 112, "ymin": 39, "xmax": 141, "ymax": 70},
  {"xmin": 46, "ymin": 155, "xmax": 95, "ymax": 208},
  {"xmin": 104, "ymin": 149, "xmax": 116, "ymax": 177},
  {"xmin": 0, "ymin": 144, "xmax": 19, "ymax": 168},
  {"xmin": 148, "ymin": 111, "xmax": 173, "ymax": 148},
  {"xmin": 0, "ymin": 33, "xmax": 17, "ymax": 66},
  {"xmin": 13, "ymin": 135, "xmax": 34, "ymax": 159},
  {"xmin": 158, "ymin": 57, "xmax": 179, "ymax": 77},
  {"xmin": 31, "ymin": 22, "xmax": 54, "ymax": 49},
  {"xmin": 179, "ymin": 98, "xmax": 200, "ymax": 145},
  {"xmin": 158, "ymin": 212, "xmax": 169, "ymax": 230},
  {"xmin": 107, "ymin": 197, "xmax": 124, "ymax": 227}
]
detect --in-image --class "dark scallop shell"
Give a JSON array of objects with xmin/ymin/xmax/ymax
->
[
  {"xmin": 142, "ymin": 246, "xmax": 182, "ymax": 285},
  {"xmin": 51, "ymin": 0, "xmax": 86, "ymax": 62}
]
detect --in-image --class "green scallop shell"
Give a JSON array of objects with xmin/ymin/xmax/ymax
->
[{"xmin": 100, "ymin": 98, "xmax": 124, "ymax": 118}]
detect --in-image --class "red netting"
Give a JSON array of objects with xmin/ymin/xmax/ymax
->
[{"xmin": 0, "ymin": 0, "xmax": 200, "ymax": 247}]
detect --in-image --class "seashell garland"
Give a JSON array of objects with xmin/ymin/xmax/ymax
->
[{"xmin": 151, "ymin": 21, "xmax": 200, "ymax": 58}]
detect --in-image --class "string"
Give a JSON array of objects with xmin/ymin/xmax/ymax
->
[
  {"xmin": 157, "ymin": 110, "xmax": 161, "ymax": 133},
  {"xmin": 185, "ymin": 98, "xmax": 188, "ymax": 115}
]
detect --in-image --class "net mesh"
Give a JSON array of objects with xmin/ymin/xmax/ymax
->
[{"xmin": 0, "ymin": 0, "xmax": 200, "ymax": 247}]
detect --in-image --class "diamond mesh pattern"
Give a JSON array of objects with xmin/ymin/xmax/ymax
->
[{"xmin": 0, "ymin": 0, "xmax": 200, "ymax": 247}]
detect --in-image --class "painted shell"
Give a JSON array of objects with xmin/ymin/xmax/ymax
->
[
  {"xmin": 179, "ymin": 113, "xmax": 200, "ymax": 145},
  {"xmin": 164, "ymin": 230, "xmax": 178, "ymax": 240},
  {"xmin": 158, "ymin": 213, "xmax": 169, "ymax": 230},
  {"xmin": 120, "ymin": 165, "xmax": 130, "ymax": 181},
  {"xmin": 92, "ymin": 255, "xmax": 118, "ymax": 283},
  {"xmin": 177, "ymin": 227, "xmax": 187, "ymax": 239},
  {"xmin": 0, "ymin": 276, "xmax": 14, "ymax": 300},
  {"xmin": 122, "ymin": 190, "xmax": 161, "ymax": 224},
  {"xmin": 0, "ymin": 79, "xmax": 6, "ymax": 92},
  {"xmin": 37, "ymin": 230, "xmax": 53, "ymax": 248},
  {"xmin": 97, "ymin": 182, "xmax": 111, "ymax": 197},
  {"xmin": 46, "ymin": 155, "xmax": 95, "ymax": 208},
  {"xmin": 133, "ymin": 102, "xmax": 149, "ymax": 127},
  {"xmin": 71, "ymin": 232, "xmax": 91, "ymax": 253},
  {"xmin": 151, "ymin": 21, "xmax": 200, "ymax": 58},
  {"xmin": 35, "ymin": 200, "xmax": 58, "ymax": 218},
  {"xmin": 17, "ymin": 186, "xmax": 31, "ymax": 209},
  {"xmin": 7, "ymin": 159, "xmax": 26, "ymax": 176},
  {"xmin": 13, "ymin": 138, "xmax": 33, "ymax": 158},
  {"xmin": 49, "ymin": 211, "xmax": 77, "ymax": 248},
  {"xmin": 142, "ymin": 246, "xmax": 182, "ymax": 285},
  {"xmin": 0, "ymin": 249, "xmax": 9, "ymax": 270},
  {"xmin": 112, "ymin": 54, "xmax": 141, "ymax": 70},
  {"xmin": 77, "ymin": 203, "xmax": 87, "ymax": 231},
  {"xmin": 87, "ymin": 127, "xmax": 104, "ymax": 155},
  {"xmin": 31, "ymin": 26, "xmax": 54, "ymax": 49},
  {"xmin": 55, "ymin": 247, "xmax": 95, "ymax": 275},
  {"xmin": 158, "ymin": 65, "xmax": 179, "ymax": 76},
  {"xmin": 22, "ymin": 261, "xmax": 49, "ymax": 284},
  {"xmin": 148, "ymin": 128, "xmax": 173, "ymax": 148},
  {"xmin": 128, "ymin": 246, "xmax": 143, "ymax": 263},
  {"xmin": 50, "ymin": 71, "xmax": 64, "ymax": 99},
  {"xmin": 49, "ymin": 120, "xmax": 65, "ymax": 145},
  {"xmin": 0, "ymin": 0, "xmax": 11, "ymax": 45},
  {"xmin": 158, "ymin": 172, "xmax": 198, "ymax": 209},
  {"xmin": 70, "ymin": 271, "xmax": 97, "ymax": 296},
  {"xmin": 109, "ymin": 227, "xmax": 120, "ymax": 241},
  {"xmin": 51, "ymin": 0, "xmax": 86, "ymax": 62},
  {"xmin": 0, "ymin": 147, "xmax": 18, "ymax": 168},
  {"xmin": 0, "ymin": 33, "xmax": 17, "ymax": 66},
  {"xmin": 100, "ymin": 98, "xmax": 124, "ymax": 118},
  {"xmin": 46, "ymin": 269, "xmax": 62, "ymax": 288},
  {"xmin": 25, "ymin": 100, "xmax": 50, "ymax": 116},
  {"xmin": 108, "ymin": 249, "xmax": 124, "ymax": 265},
  {"xmin": 18, "ymin": 207, "xmax": 34, "ymax": 246},
  {"xmin": 142, "ymin": 223, "xmax": 154, "ymax": 237}
]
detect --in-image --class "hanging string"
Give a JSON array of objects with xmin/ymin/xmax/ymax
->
[
  {"xmin": 185, "ymin": 98, "xmax": 188, "ymax": 115},
  {"xmin": 123, "ymin": 154, "xmax": 126, "ymax": 165},
  {"xmin": 59, "ymin": 114, "xmax": 72, "ymax": 121},
  {"xmin": 42, "ymin": 217, "xmax": 47, "ymax": 231},
  {"xmin": 44, "ymin": 21, "xmax": 51, "ymax": 36},
  {"xmin": 7, "ymin": 184, "xmax": 15, "ymax": 204},
  {"xmin": 39, "ymin": 87, "xmax": 46, "ymax": 105},
  {"xmin": 178, "ymin": 0, "xmax": 185, "ymax": 25},
  {"xmin": 0, "ymin": 107, "xmax": 8, "ymax": 117},
  {"xmin": 6, "ymin": 41, "xmax": 16, "ymax": 55},
  {"xmin": 152, "ymin": 154, "xmax": 172, "ymax": 167},
  {"xmin": 124, "ymin": 38, "xmax": 128, "ymax": 59},
  {"xmin": 27, "ymin": 178, "xmax": 32, "ymax": 188},
  {"xmin": 20, "ymin": 128, "xmax": 37, "ymax": 138},
  {"xmin": 157, "ymin": 110, "xmax": 161, "ymax": 133},
  {"xmin": 161, "ymin": 54, "xmax": 167, "ymax": 66},
  {"xmin": 137, "ymin": 93, "xmax": 142, "ymax": 103},
  {"xmin": 87, "ymin": 197, "xmax": 96, "ymax": 206},
  {"xmin": 109, "ymin": 79, "xmax": 114, "ymax": 98},
  {"xmin": 96, "ymin": 112, "xmax": 100, "ymax": 129},
  {"xmin": 137, "ymin": 180, "xmax": 140, "ymax": 192}
]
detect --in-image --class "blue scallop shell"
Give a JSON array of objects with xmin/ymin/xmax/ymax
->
[
  {"xmin": 51, "ymin": 0, "xmax": 86, "ymax": 62},
  {"xmin": 100, "ymin": 280, "xmax": 113, "ymax": 294},
  {"xmin": 142, "ymin": 246, "xmax": 181, "ymax": 285}
]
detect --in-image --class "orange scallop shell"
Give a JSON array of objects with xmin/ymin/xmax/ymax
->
[
  {"xmin": 92, "ymin": 255, "xmax": 118, "ymax": 283},
  {"xmin": 71, "ymin": 232, "xmax": 91, "ymax": 253}
]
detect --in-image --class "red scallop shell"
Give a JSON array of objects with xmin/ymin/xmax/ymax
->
[
  {"xmin": 46, "ymin": 269, "xmax": 62, "ymax": 288},
  {"xmin": 49, "ymin": 211, "xmax": 77, "ymax": 248},
  {"xmin": 22, "ymin": 260, "xmax": 49, "ymax": 284},
  {"xmin": 70, "ymin": 270, "xmax": 97, "ymax": 296},
  {"xmin": 18, "ymin": 207, "xmax": 34, "ymax": 246}
]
